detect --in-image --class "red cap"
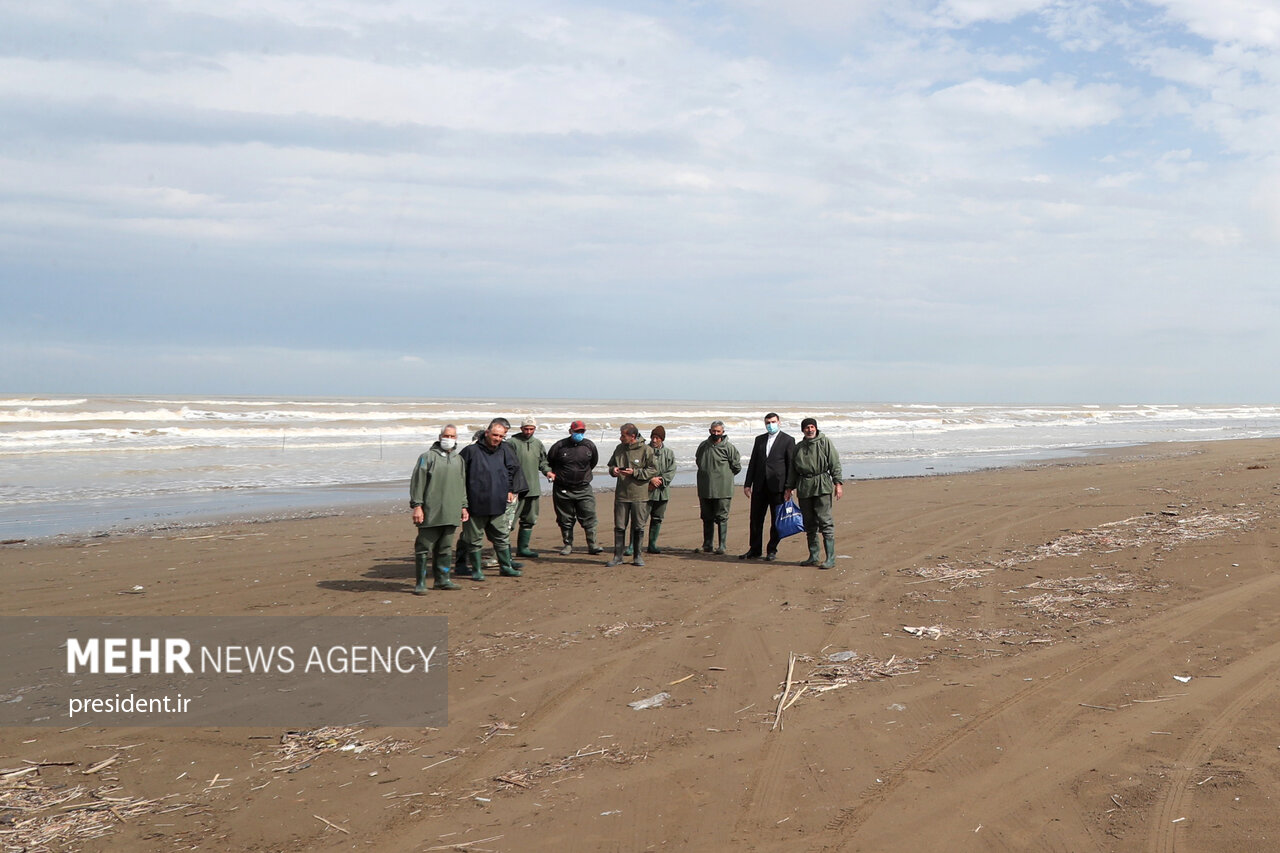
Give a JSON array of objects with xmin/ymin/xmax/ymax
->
[{"xmin": 569, "ymin": 420, "xmax": 586, "ymax": 432}]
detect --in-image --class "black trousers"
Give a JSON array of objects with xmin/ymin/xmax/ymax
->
[{"xmin": 748, "ymin": 488, "xmax": 785, "ymax": 555}]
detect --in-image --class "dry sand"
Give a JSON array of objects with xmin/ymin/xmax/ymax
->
[{"xmin": 3, "ymin": 439, "xmax": 1280, "ymax": 852}]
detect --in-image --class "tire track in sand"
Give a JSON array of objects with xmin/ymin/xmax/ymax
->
[{"xmin": 816, "ymin": 568, "xmax": 1280, "ymax": 851}]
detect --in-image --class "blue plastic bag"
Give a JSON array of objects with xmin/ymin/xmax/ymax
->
[{"xmin": 774, "ymin": 499, "xmax": 805, "ymax": 539}]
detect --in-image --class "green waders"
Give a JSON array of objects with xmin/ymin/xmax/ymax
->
[
  {"xmin": 820, "ymin": 535, "xmax": 837, "ymax": 570},
  {"xmin": 646, "ymin": 521, "xmax": 662, "ymax": 554},
  {"xmin": 800, "ymin": 532, "xmax": 820, "ymax": 566}
]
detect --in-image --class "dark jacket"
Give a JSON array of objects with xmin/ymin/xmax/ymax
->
[
  {"xmin": 744, "ymin": 430, "xmax": 795, "ymax": 495},
  {"xmin": 547, "ymin": 436, "xmax": 599, "ymax": 488},
  {"xmin": 459, "ymin": 440, "xmax": 525, "ymax": 516}
]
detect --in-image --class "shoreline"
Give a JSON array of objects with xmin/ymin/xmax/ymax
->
[{"xmin": 5, "ymin": 439, "xmax": 1139, "ymax": 545}]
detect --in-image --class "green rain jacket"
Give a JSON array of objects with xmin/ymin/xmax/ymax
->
[
  {"xmin": 409, "ymin": 442, "xmax": 468, "ymax": 527},
  {"xmin": 695, "ymin": 437, "xmax": 741, "ymax": 499},
  {"xmin": 608, "ymin": 439, "xmax": 658, "ymax": 503},
  {"xmin": 787, "ymin": 433, "xmax": 843, "ymax": 498},
  {"xmin": 649, "ymin": 443, "xmax": 676, "ymax": 502},
  {"xmin": 509, "ymin": 434, "xmax": 551, "ymax": 497}
]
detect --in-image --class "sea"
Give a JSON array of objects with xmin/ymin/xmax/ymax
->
[{"xmin": 4, "ymin": 395, "xmax": 1280, "ymax": 540}]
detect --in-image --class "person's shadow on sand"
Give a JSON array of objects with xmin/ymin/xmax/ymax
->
[{"xmin": 316, "ymin": 557, "xmax": 414, "ymax": 593}]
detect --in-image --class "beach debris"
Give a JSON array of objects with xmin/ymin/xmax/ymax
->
[
  {"xmin": 1174, "ymin": 675, "xmax": 1192, "ymax": 683},
  {"xmin": 903, "ymin": 626, "xmax": 943, "ymax": 640},
  {"xmin": 903, "ymin": 510, "xmax": 1258, "ymax": 591},
  {"xmin": 772, "ymin": 653, "xmax": 799, "ymax": 731},
  {"xmin": 770, "ymin": 651, "xmax": 929, "ymax": 726},
  {"xmin": 1008, "ymin": 573, "xmax": 1159, "ymax": 620},
  {"xmin": 600, "ymin": 620, "xmax": 667, "ymax": 638},
  {"xmin": 424, "ymin": 834, "xmax": 504, "ymax": 851},
  {"xmin": 902, "ymin": 563, "xmax": 993, "ymax": 586},
  {"xmin": 668, "ymin": 674, "xmax": 695, "ymax": 686},
  {"xmin": 1, "ymin": 539, "xmax": 25, "ymax": 545},
  {"xmin": 116, "ymin": 585, "xmax": 145, "ymax": 595},
  {"xmin": 479, "ymin": 721, "xmax": 518, "ymax": 743},
  {"xmin": 601, "ymin": 810, "xmax": 622, "ymax": 816},
  {"xmin": 492, "ymin": 745, "xmax": 645, "ymax": 793},
  {"xmin": 0, "ymin": 761, "xmax": 192, "ymax": 849},
  {"xmin": 826, "ymin": 650, "xmax": 857, "ymax": 662},
  {"xmin": 314, "ymin": 814, "xmax": 349, "ymax": 834},
  {"xmin": 628, "ymin": 692, "xmax": 671, "ymax": 711},
  {"xmin": 265, "ymin": 727, "xmax": 413, "ymax": 773}
]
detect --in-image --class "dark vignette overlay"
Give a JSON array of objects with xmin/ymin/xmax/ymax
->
[{"xmin": 1, "ymin": 615, "xmax": 447, "ymax": 727}]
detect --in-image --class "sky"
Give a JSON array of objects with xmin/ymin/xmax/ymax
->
[{"xmin": 2, "ymin": 0, "xmax": 1278, "ymax": 404}]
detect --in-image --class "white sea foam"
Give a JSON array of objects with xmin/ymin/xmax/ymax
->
[{"xmin": 4, "ymin": 395, "xmax": 1280, "ymax": 538}]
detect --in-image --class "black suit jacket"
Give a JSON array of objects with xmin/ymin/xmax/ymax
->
[{"xmin": 744, "ymin": 431, "xmax": 795, "ymax": 495}]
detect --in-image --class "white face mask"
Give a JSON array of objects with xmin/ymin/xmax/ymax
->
[{"xmin": 439, "ymin": 437, "xmax": 457, "ymax": 451}]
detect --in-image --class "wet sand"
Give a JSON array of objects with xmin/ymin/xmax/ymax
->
[{"xmin": 3, "ymin": 439, "xmax": 1279, "ymax": 851}]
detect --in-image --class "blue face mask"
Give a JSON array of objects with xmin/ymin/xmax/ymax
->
[
  {"xmin": 571, "ymin": 432, "xmax": 585, "ymax": 443},
  {"xmin": 765, "ymin": 422, "xmax": 779, "ymax": 435}
]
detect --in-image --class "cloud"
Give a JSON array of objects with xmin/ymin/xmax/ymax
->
[{"xmin": 3, "ymin": 0, "xmax": 1280, "ymax": 402}]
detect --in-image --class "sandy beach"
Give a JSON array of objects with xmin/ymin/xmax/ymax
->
[{"xmin": 3, "ymin": 438, "xmax": 1279, "ymax": 851}]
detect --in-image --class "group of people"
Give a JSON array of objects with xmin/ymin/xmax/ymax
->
[{"xmin": 408, "ymin": 413, "xmax": 844, "ymax": 593}]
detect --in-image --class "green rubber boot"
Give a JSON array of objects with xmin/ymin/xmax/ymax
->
[
  {"xmin": 623, "ymin": 541, "xmax": 633, "ymax": 556},
  {"xmin": 820, "ymin": 535, "xmax": 836, "ymax": 570},
  {"xmin": 631, "ymin": 530, "xmax": 645, "ymax": 567},
  {"xmin": 467, "ymin": 550, "xmax": 486, "ymax": 582},
  {"xmin": 701, "ymin": 521, "xmax": 714, "ymax": 553},
  {"xmin": 586, "ymin": 529, "xmax": 604, "ymax": 555},
  {"xmin": 516, "ymin": 528, "xmax": 539, "ymax": 559},
  {"xmin": 497, "ymin": 546, "xmax": 523, "ymax": 577},
  {"xmin": 647, "ymin": 521, "xmax": 662, "ymax": 554},
  {"xmin": 413, "ymin": 553, "xmax": 429, "ymax": 595},
  {"xmin": 715, "ymin": 521, "xmax": 728, "ymax": 555},
  {"xmin": 800, "ymin": 532, "xmax": 820, "ymax": 567},
  {"xmin": 432, "ymin": 560, "xmax": 459, "ymax": 590}
]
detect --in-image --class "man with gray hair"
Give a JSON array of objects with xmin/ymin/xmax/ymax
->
[
  {"xmin": 605, "ymin": 423, "xmax": 658, "ymax": 567},
  {"xmin": 408, "ymin": 424, "xmax": 469, "ymax": 593},
  {"xmin": 695, "ymin": 420, "xmax": 742, "ymax": 555}
]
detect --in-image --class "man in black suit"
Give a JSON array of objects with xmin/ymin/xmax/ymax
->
[{"xmin": 739, "ymin": 412, "xmax": 796, "ymax": 561}]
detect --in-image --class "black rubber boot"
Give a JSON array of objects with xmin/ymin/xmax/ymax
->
[
  {"xmin": 820, "ymin": 535, "xmax": 837, "ymax": 570},
  {"xmin": 714, "ymin": 521, "xmax": 727, "ymax": 555},
  {"xmin": 800, "ymin": 532, "xmax": 820, "ymax": 566},
  {"xmin": 497, "ymin": 546, "xmax": 523, "ymax": 577},
  {"xmin": 516, "ymin": 528, "xmax": 539, "ymax": 559},
  {"xmin": 647, "ymin": 522, "xmax": 662, "ymax": 554},
  {"xmin": 559, "ymin": 530, "xmax": 573, "ymax": 556},
  {"xmin": 586, "ymin": 528, "xmax": 604, "ymax": 555},
  {"xmin": 701, "ymin": 521, "xmax": 713, "ymax": 553},
  {"xmin": 413, "ymin": 553, "xmax": 429, "ymax": 595},
  {"xmin": 631, "ymin": 530, "xmax": 645, "ymax": 567},
  {"xmin": 606, "ymin": 531, "xmax": 626, "ymax": 567}
]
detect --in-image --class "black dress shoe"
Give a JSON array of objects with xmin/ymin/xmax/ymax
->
[
  {"xmin": 738, "ymin": 550, "xmax": 762, "ymax": 560},
  {"xmin": 764, "ymin": 552, "xmax": 778, "ymax": 562}
]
